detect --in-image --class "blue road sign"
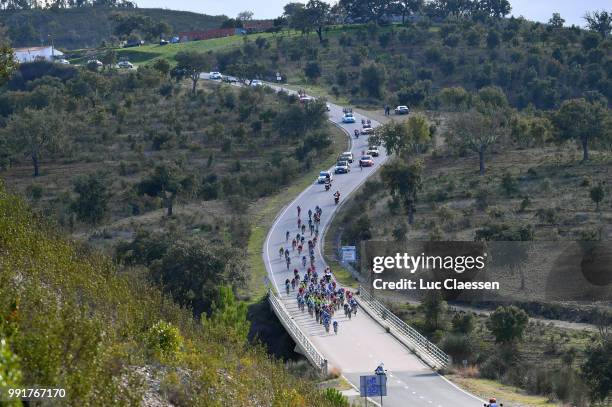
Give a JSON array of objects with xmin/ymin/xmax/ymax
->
[
  {"xmin": 341, "ymin": 246, "xmax": 357, "ymax": 262},
  {"xmin": 360, "ymin": 375, "xmax": 387, "ymax": 397}
]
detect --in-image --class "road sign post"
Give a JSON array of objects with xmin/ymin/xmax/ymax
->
[
  {"xmin": 360, "ymin": 373, "xmax": 387, "ymax": 406},
  {"xmin": 341, "ymin": 246, "xmax": 356, "ymax": 262}
]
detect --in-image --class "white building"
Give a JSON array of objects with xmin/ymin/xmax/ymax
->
[{"xmin": 14, "ymin": 46, "xmax": 64, "ymax": 63}]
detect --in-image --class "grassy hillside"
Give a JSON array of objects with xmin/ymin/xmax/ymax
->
[
  {"xmin": 0, "ymin": 8, "xmax": 225, "ymax": 49},
  {"xmin": 0, "ymin": 182, "xmax": 344, "ymax": 406}
]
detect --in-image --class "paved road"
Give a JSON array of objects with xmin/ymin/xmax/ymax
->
[{"xmin": 260, "ymin": 88, "xmax": 484, "ymax": 407}]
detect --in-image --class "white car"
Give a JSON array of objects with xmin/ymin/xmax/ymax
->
[
  {"xmin": 342, "ymin": 113, "xmax": 356, "ymax": 123},
  {"xmin": 251, "ymin": 79, "xmax": 263, "ymax": 87},
  {"xmin": 334, "ymin": 160, "xmax": 351, "ymax": 174},
  {"xmin": 395, "ymin": 105, "xmax": 410, "ymax": 115},
  {"xmin": 317, "ymin": 170, "xmax": 333, "ymax": 184},
  {"xmin": 209, "ymin": 71, "xmax": 222, "ymax": 80},
  {"xmin": 117, "ymin": 61, "xmax": 134, "ymax": 69},
  {"xmin": 56, "ymin": 58, "xmax": 70, "ymax": 65},
  {"xmin": 87, "ymin": 59, "xmax": 103, "ymax": 67},
  {"xmin": 340, "ymin": 151, "xmax": 354, "ymax": 163},
  {"xmin": 367, "ymin": 147, "xmax": 380, "ymax": 157}
]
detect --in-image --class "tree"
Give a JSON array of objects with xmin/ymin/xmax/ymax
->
[
  {"xmin": 4, "ymin": 107, "xmax": 64, "ymax": 177},
  {"xmin": 71, "ymin": 171, "xmax": 112, "ymax": 225},
  {"xmin": 590, "ymin": 182, "xmax": 605, "ymax": 211},
  {"xmin": 304, "ymin": 61, "xmax": 321, "ymax": 82},
  {"xmin": 548, "ymin": 13, "xmax": 565, "ymax": 28},
  {"xmin": 360, "ymin": 63, "xmax": 386, "ymax": 99},
  {"xmin": 138, "ymin": 162, "xmax": 183, "ymax": 216},
  {"xmin": 101, "ymin": 49, "xmax": 117, "ymax": 71},
  {"xmin": 372, "ymin": 115, "xmax": 431, "ymax": 157},
  {"xmin": 584, "ymin": 10, "xmax": 611, "ymax": 38},
  {"xmin": 283, "ymin": 2, "xmax": 308, "ymax": 33},
  {"xmin": 174, "ymin": 51, "xmax": 211, "ymax": 94},
  {"xmin": 486, "ymin": 305, "xmax": 528, "ymax": 344},
  {"xmin": 446, "ymin": 109, "xmax": 507, "ymax": 175},
  {"xmin": 0, "ymin": 26, "xmax": 17, "ymax": 86},
  {"xmin": 394, "ymin": 0, "xmax": 422, "ymax": 24},
  {"xmin": 381, "ymin": 159, "xmax": 423, "ymax": 224},
  {"xmin": 421, "ymin": 290, "xmax": 446, "ymax": 331},
  {"xmin": 152, "ymin": 58, "xmax": 170, "ymax": 76},
  {"xmin": 338, "ymin": 0, "xmax": 395, "ymax": 24},
  {"xmin": 304, "ymin": 0, "xmax": 331, "ymax": 43},
  {"xmin": 206, "ymin": 285, "xmax": 249, "ymax": 344},
  {"xmin": 552, "ymin": 98, "xmax": 609, "ymax": 162},
  {"xmin": 581, "ymin": 339, "xmax": 611, "ymax": 403},
  {"xmin": 237, "ymin": 10, "xmax": 254, "ymax": 22}
]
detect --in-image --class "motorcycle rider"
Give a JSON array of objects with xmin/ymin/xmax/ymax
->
[
  {"xmin": 484, "ymin": 398, "xmax": 502, "ymax": 407},
  {"xmin": 333, "ymin": 190, "xmax": 340, "ymax": 204}
]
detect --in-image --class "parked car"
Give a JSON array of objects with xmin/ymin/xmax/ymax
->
[
  {"xmin": 334, "ymin": 160, "xmax": 351, "ymax": 174},
  {"xmin": 342, "ymin": 112, "xmax": 356, "ymax": 123},
  {"xmin": 124, "ymin": 40, "xmax": 144, "ymax": 48},
  {"xmin": 170, "ymin": 36, "xmax": 180, "ymax": 44},
  {"xmin": 209, "ymin": 71, "xmax": 222, "ymax": 80},
  {"xmin": 56, "ymin": 58, "xmax": 70, "ymax": 65},
  {"xmin": 299, "ymin": 95, "xmax": 314, "ymax": 104},
  {"xmin": 367, "ymin": 147, "xmax": 380, "ymax": 157},
  {"xmin": 326, "ymin": 102, "xmax": 331, "ymax": 111},
  {"xmin": 359, "ymin": 155, "xmax": 374, "ymax": 167},
  {"xmin": 317, "ymin": 171, "xmax": 333, "ymax": 184},
  {"xmin": 340, "ymin": 152, "xmax": 354, "ymax": 163},
  {"xmin": 222, "ymin": 76, "xmax": 238, "ymax": 83},
  {"xmin": 250, "ymin": 79, "xmax": 263, "ymax": 87},
  {"xmin": 159, "ymin": 39, "xmax": 169, "ymax": 45},
  {"xmin": 394, "ymin": 105, "xmax": 410, "ymax": 115},
  {"xmin": 87, "ymin": 59, "xmax": 103, "ymax": 67},
  {"xmin": 117, "ymin": 61, "xmax": 134, "ymax": 69}
]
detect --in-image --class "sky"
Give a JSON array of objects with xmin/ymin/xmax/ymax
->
[{"xmin": 135, "ymin": 0, "xmax": 610, "ymax": 27}]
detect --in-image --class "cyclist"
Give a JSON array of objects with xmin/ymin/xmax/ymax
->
[
  {"xmin": 302, "ymin": 256, "xmax": 307, "ymax": 268},
  {"xmin": 297, "ymin": 205, "xmax": 301, "ymax": 217},
  {"xmin": 286, "ymin": 230, "xmax": 290, "ymax": 242},
  {"xmin": 301, "ymin": 224, "xmax": 306, "ymax": 235},
  {"xmin": 308, "ymin": 209, "xmax": 312, "ymax": 220},
  {"xmin": 333, "ymin": 320, "xmax": 338, "ymax": 335},
  {"xmin": 279, "ymin": 247, "xmax": 284, "ymax": 259},
  {"xmin": 286, "ymin": 256, "xmax": 291, "ymax": 270},
  {"xmin": 285, "ymin": 278, "xmax": 290, "ymax": 294}
]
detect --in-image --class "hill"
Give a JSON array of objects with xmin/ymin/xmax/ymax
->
[
  {"xmin": 0, "ymin": 8, "xmax": 225, "ymax": 49},
  {"xmin": 0, "ymin": 181, "xmax": 346, "ymax": 406}
]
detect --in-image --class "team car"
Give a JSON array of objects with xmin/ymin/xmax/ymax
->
[
  {"xmin": 394, "ymin": 105, "xmax": 410, "ymax": 115},
  {"xmin": 359, "ymin": 155, "xmax": 374, "ymax": 167},
  {"xmin": 334, "ymin": 160, "xmax": 351, "ymax": 174},
  {"xmin": 342, "ymin": 112, "xmax": 356, "ymax": 123},
  {"xmin": 339, "ymin": 151, "xmax": 354, "ymax": 163},
  {"xmin": 367, "ymin": 147, "xmax": 380, "ymax": 157},
  {"xmin": 317, "ymin": 170, "xmax": 333, "ymax": 184}
]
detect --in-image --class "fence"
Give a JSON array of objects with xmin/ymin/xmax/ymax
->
[
  {"xmin": 268, "ymin": 289, "xmax": 328, "ymax": 375},
  {"xmin": 358, "ymin": 285, "xmax": 450, "ymax": 369}
]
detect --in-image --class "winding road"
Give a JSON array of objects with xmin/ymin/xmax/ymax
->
[{"xmin": 261, "ymin": 90, "xmax": 484, "ymax": 407}]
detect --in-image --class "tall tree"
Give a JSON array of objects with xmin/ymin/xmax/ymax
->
[
  {"xmin": 446, "ymin": 109, "xmax": 507, "ymax": 174},
  {"xmin": 486, "ymin": 305, "xmax": 528, "ymax": 344},
  {"xmin": 371, "ymin": 114, "xmax": 431, "ymax": 157},
  {"xmin": 305, "ymin": 0, "xmax": 331, "ymax": 43},
  {"xmin": 552, "ymin": 98, "xmax": 609, "ymax": 162},
  {"xmin": 584, "ymin": 10, "xmax": 611, "ymax": 38},
  {"xmin": 71, "ymin": 171, "xmax": 112, "ymax": 225},
  {"xmin": 174, "ymin": 51, "xmax": 212, "ymax": 95},
  {"xmin": 138, "ymin": 162, "xmax": 183, "ymax": 216},
  {"xmin": 581, "ymin": 339, "xmax": 612, "ymax": 403},
  {"xmin": 237, "ymin": 10, "xmax": 254, "ymax": 22},
  {"xmin": 339, "ymin": 0, "xmax": 395, "ymax": 24},
  {"xmin": 4, "ymin": 107, "xmax": 64, "ymax": 177},
  {"xmin": 381, "ymin": 159, "xmax": 423, "ymax": 224},
  {"xmin": 394, "ymin": 0, "xmax": 422, "ymax": 23}
]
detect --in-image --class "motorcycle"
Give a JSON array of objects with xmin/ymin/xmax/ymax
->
[
  {"xmin": 334, "ymin": 196, "xmax": 339, "ymax": 205},
  {"xmin": 325, "ymin": 183, "xmax": 331, "ymax": 191},
  {"xmin": 354, "ymin": 129, "xmax": 359, "ymax": 138}
]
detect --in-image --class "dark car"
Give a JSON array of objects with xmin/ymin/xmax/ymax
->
[{"xmin": 124, "ymin": 40, "xmax": 144, "ymax": 48}]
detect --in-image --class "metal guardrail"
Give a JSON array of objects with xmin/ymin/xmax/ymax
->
[
  {"xmin": 358, "ymin": 285, "xmax": 450, "ymax": 369},
  {"xmin": 268, "ymin": 290, "xmax": 328, "ymax": 375}
]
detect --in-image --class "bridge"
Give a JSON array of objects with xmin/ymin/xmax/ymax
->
[{"xmin": 263, "ymin": 94, "xmax": 484, "ymax": 406}]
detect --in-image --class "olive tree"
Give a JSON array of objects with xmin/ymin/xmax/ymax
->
[
  {"xmin": 4, "ymin": 107, "xmax": 65, "ymax": 177},
  {"xmin": 446, "ymin": 109, "xmax": 507, "ymax": 175},
  {"xmin": 553, "ymin": 98, "xmax": 609, "ymax": 162},
  {"xmin": 381, "ymin": 159, "xmax": 423, "ymax": 225},
  {"xmin": 175, "ymin": 51, "xmax": 212, "ymax": 95}
]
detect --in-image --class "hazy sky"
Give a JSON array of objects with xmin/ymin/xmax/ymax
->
[{"xmin": 136, "ymin": 0, "xmax": 610, "ymax": 27}]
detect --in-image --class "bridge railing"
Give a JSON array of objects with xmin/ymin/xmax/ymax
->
[
  {"xmin": 268, "ymin": 289, "xmax": 328, "ymax": 375},
  {"xmin": 358, "ymin": 285, "xmax": 450, "ymax": 369}
]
